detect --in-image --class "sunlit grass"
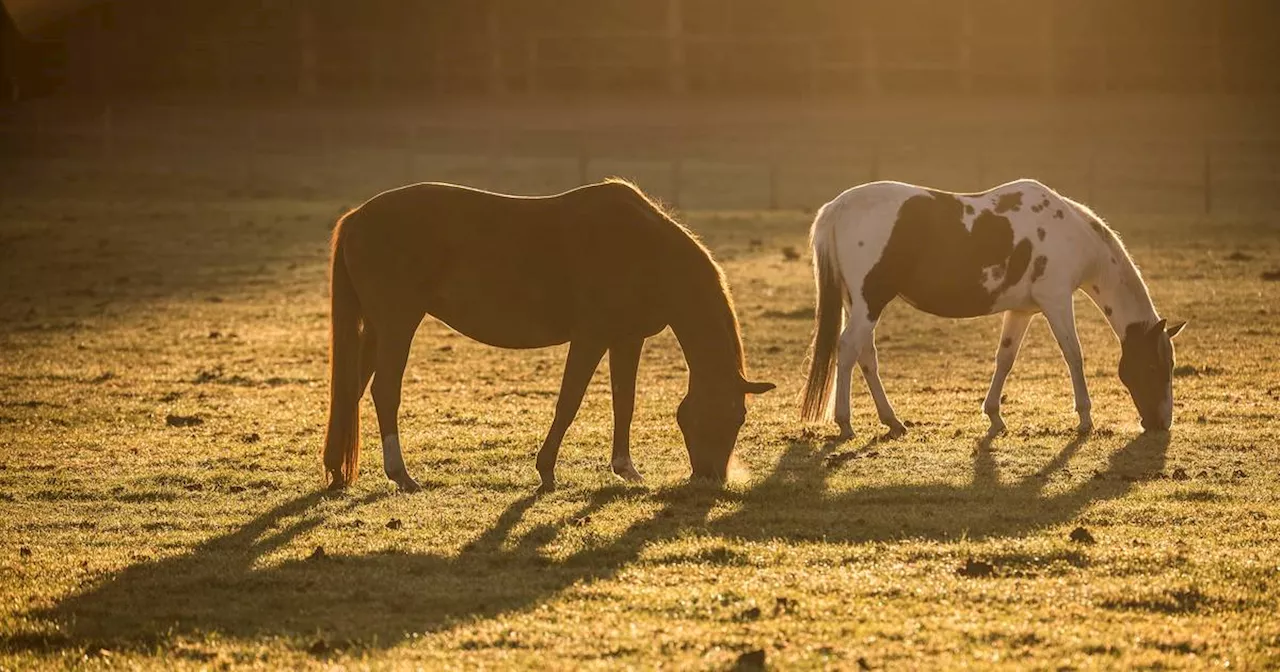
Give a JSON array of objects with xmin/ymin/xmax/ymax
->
[{"xmin": 1, "ymin": 144, "xmax": 1279, "ymax": 669}]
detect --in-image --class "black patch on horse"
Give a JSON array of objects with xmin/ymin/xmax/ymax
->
[
  {"xmin": 1105, "ymin": 305, "xmax": 1113, "ymax": 316},
  {"xmin": 1031, "ymin": 256, "xmax": 1048, "ymax": 282},
  {"xmin": 964, "ymin": 204, "xmax": 975, "ymax": 215},
  {"xmin": 862, "ymin": 192, "xmax": 1028, "ymax": 320},
  {"xmin": 994, "ymin": 192, "xmax": 1023, "ymax": 214},
  {"xmin": 1001, "ymin": 337, "xmax": 1012, "ymax": 348},
  {"xmin": 1054, "ymin": 209, "xmax": 1064, "ymax": 219},
  {"xmin": 997, "ymin": 238, "xmax": 1033, "ymax": 293},
  {"xmin": 1037, "ymin": 227, "xmax": 1046, "ymax": 241}
]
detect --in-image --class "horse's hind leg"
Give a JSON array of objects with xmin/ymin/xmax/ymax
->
[
  {"xmin": 607, "ymin": 338, "xmax": 644, "ymax": 483},
  {"xmin": 833, "ymin": 309, "xmax": 873, "ymax": 439},
  {"xmin": 370, "ymin": 322, "xmax": 422, "ymax": 493},
  {"xmin": 358, "ymin": 325, "xmax": 378, "ymax": 395},
  {"xmin": 858, "ymin": 332, "xmax": 906, "ymax": 438},
  {"xmin": 983, "ymin": 310, "xmax": 1034, "ymax": 438}
]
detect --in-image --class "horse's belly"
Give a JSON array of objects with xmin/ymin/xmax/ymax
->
[
  {"xmin": 423, "ymin": 272, "xmax": 573, "ymax": 349},
  {"xmin": 427, "ymin": 300, "xmax": 571, "ymax": 349},
  {"xmin": 896, "ymin": 276, "xmax": 1002, "ymax": 318}
]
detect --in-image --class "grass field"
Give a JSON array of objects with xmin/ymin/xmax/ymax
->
[{"xmin": 2, "ymin": 99, "xmax": 1280, "ymax": 669}]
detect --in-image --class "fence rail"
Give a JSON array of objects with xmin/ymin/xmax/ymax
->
[{"xmin": 3, "ymin": 104, "xmax": 1279, "ymax": 215}]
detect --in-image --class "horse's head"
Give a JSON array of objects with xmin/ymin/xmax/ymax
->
[
  {"xmin": 677, "ymin": 378, "xmax": 775, "ymax": 481},
  {"xmin": 1119, "ymin": 319, "xmax": 1187, "ymax": 432}
]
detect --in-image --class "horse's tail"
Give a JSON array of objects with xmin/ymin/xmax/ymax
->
[
  {"xmin": 801, "ymin": 203, "xmax": 844, "ymax": 422},
  {"xmin": 323, "ymin": 215, "xmax": 363, "ymax": 488}
]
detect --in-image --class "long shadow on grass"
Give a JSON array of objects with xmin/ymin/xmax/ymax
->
[{"xmin": 5, "ymin": 431, "xmax": 1166, "ymax": 655}]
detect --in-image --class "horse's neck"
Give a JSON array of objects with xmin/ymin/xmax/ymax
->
[
  {"xmin": 669, "ymin": 290, "xmax": 742, "ymax": 391},
  {"xmin": 1084, "ymin": 247, "xmax": 1159, "ymax": 338}
]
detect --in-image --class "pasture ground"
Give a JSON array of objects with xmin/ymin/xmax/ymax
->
[{"xmin": 1, "ymin": 98, "xmax": 1279, "ymax": 669}]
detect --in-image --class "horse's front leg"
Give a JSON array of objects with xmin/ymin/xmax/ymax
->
[
  {"xmin": 983, "ymin": 310, "xmax": 1035, "ymax": 438},
  {"xmin": 535, "ymin": 339, "xmax": 608, "ymax": 492},
  {"xmin": 607, "ymin": 338, "xmax": 644, "ymax": 483},
  {"xmin": 1042, "ymin": 300, "xmax": 1093, "ymax": 434}
]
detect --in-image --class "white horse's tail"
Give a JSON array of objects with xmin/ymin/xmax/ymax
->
[{"xmin": 801, "ymin": 203, "xmax": 844, "ymax": 422}]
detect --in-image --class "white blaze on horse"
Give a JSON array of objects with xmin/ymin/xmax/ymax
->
[{"xmin": 801, "ymin": 178, "xmax": 1186, "ymax": 438}]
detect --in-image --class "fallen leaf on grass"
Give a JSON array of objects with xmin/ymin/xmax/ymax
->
[
  {"xmin": 733, "ymin": 649, "xmax": 766, "ymax": 671},
  {"xmin": 165, "ymin": 414, "xmax": 203, "ymax": 428},
  {"xmin": 1069, "ymin": 526, "xmax": 1096, "ymax": 544},
  {"xmin": 957, "ymin": 557, "xmax": 995, "ymax": 578}
]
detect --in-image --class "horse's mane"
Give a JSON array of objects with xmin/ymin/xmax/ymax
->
[
  {"xmin": 1059, "ymin": 191, "xmax": 1152, "ymax": 300},
  {"xmin": 603, "ymin": 177, "xmax": 746, "ymax": 376}
]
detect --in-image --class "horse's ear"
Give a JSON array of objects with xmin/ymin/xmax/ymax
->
[
  {"xmin": 1151, "ymin": 318, "xmax": 1167, "ymax": 334},
  {"xmin": 742, "ymin": 380, "xmax": 776, "ymax": 395},
  {"xmin": 1166, "ymin": 320, "xmax": 1187, "ymax": 339}
]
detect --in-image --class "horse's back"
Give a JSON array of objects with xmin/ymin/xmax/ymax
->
[
  {"xmin": 335, "ymin": 182, "xmax": 677, "ymax": 347},
  {"xmin": 816, "ymin": 179, "xmax": 1092, "ymax": 319}
]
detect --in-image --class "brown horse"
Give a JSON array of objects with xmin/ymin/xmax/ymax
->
[{"xmin": 323, "ymin": 179, "xmax": 774, "ymax": 493}]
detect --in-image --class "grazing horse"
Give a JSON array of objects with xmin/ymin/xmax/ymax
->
[
  {"xmin": 323, "ymin": 179, "xmax": 774, "ymax": 493},
  {"xmin": 801, "ymin": 179, "xmax": 1185, "ymax": 438}
]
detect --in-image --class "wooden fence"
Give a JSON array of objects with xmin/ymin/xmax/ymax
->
[{"xmin": 3, "ymin": 104, "xmax": 1278, "ymax": 215}]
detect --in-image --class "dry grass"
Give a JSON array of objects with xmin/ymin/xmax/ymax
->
[{"xmin": 1, "ymin": 100, "xmax": 1279, "ymax": 669}]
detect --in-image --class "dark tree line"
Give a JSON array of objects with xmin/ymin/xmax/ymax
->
[{"xmin": 3, "ymin": 0, "xmax": 1278, "ymax": 102}]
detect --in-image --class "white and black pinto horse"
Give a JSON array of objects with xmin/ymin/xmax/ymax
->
[{"xmin": 801, "ymin": 178, "xmax": 1186, "ymax": 438}]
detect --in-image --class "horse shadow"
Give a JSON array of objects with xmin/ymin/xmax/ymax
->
[{"xmin": 4, "ymin": 431, "xmax": 1168, "ymax": 655}]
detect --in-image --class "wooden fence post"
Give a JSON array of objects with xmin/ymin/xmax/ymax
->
[
  {"xmin": 405, "ymin": 122, "xmax": 417, "ymax": 182},
  {"xmin": 297, "ymin": 7, "xmax": 318, "ymax": 97},
  {"xmin": 808, "ymin": 43, "xmax": 821, "ymax": 97},
  {"xmin": 1086, "ymin": 145, "xmax": 1097, "ymax": 204},
  {"xmin": 959, "ymin": 0, "xmax": 974, "ymax": 95},
  {"xmin": 670, "ymin": 157, "xmax": 683, "ymax": 209},
  {"xmin": 487, "ymin": 0, "xmax": 506, "ymax": 96},
  {"xmin": 244, "ymin": 115, "xmax": 258, "ymax": 187},
  {"xmin": 1041, "ymin": 0, "xmax": 1057, "ymax": 95},
  {"xmin": 768, "ymin": 160, "xmax": 780, "ymax": 210},
  {"xmin": 860, "ymin": 17, "xmax": 880, "ymax": 97},
  {"xmin": 576, "ymin": 129, "xmax": 590, "ymax": 185},
  {"xmin": 666, "ymin": 0, "xmax": 687, "ymax": 95},
  {"xmin": 1203, "ymin": 139, "xmax": 1213, "ymax": 215},
  {"xmin": 487, "ymin": 127, "xmax": 502, "ymax": 186},
  {"xmin": 100, "ymin": 104, "xmax": 113, "ymax": 162},
  {"xmin": 525, "ymin": 36, "xmax": 540, "ymax": 95}
]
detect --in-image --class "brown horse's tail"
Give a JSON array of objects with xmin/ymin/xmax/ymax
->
[
  {"xmin": 801, "ymin": 205, "xmax": 844, "ymax": 422},
  {"xmin": 323, "ymin": 219, "xmax": 362, "ymax": 488}
]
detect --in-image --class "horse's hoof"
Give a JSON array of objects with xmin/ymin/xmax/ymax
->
[
  {"xmin": 985, "ymin": 422, "xmax": 1006, "ymax": 440},
  {"xmin": 1076, "ymin": 422, "xmax": 1094, "ymax": 436},
  {"xmin": 386, "ymin": 469, "xmax": 422, "ymax": 494},
  {"xmin": 835, "ymin": 423, "xmax": 855, "ymax": 442},
  {"xmin": 536, "ymin": 473, "xmax": 556, "ymax": 494},
  {"xmin": 883, "ymin": 423, "xmax": 907, "ymax": 440},
  {"xmin": 326, "ymin": 473, "xmax": 347, "ymax": 492},
  {"xmin": 611, "ymin": 462, "xmax": 644, "ymax": 483}
]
